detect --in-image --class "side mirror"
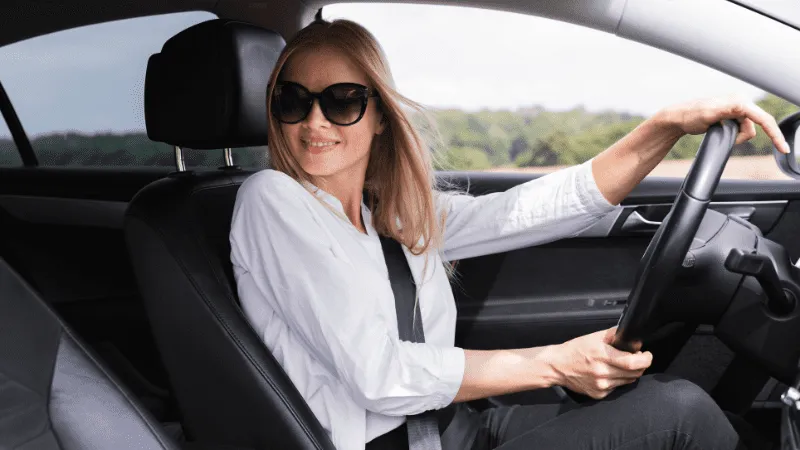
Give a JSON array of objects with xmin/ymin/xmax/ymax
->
[{"xmin": 774, "ymin": 111, "xmax": 800, "ymax": 180}]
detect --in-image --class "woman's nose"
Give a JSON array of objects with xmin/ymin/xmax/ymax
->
[{"xmin": 304, "ymin": 98, "xmax": 330, "ymax": 128}]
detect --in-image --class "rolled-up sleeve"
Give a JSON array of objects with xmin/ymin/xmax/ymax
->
[
  {"xmin": 437, "ymin": 158, "xmax": 621, "ymax": 262},
  {"xmin": 230, "ymin": 171, "xmax": 464, "ymax": 416}
]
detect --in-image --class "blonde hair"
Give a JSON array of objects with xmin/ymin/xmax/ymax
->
[{"xmin": 266, "ymin": 18, "xmax": 463, "ymax": 288}]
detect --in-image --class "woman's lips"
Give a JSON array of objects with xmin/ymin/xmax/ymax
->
[{"xmin": 303, "ymin": 139, "xmax": 340, "ymax": 154}]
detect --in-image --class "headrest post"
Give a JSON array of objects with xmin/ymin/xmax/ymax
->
[
  {"xmin": 174, "ymin": 145, "xmax": 187, "ymax": 172},
  {"xmin": 223, "ymin": 148, "xmax": 234, "ymax": 167}
]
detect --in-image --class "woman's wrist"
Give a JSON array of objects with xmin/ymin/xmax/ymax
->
[
  {"xmin": 649, "ymin": 107, "xmax": 688, "ymax": 142},
  {"xmin": 526, "ymin": 344, "xmax": 565, "ymax": 390}
]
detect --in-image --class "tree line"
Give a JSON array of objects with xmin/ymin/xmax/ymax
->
[{"xmin": 0, "ymin": 93, "xmax": 796, "ymax": 171}]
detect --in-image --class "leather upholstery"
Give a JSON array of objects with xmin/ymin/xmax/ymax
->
[
  {"xmin": 144, "ymin": 19, "xmax": 285, "ymax": 150},
  {"xmin": 0, "ymin": 257, "xmax": 178, "ymax": 450},
  {"xmin": 126, "ymin": 19, "xmax": 337, "ymax": 450}
]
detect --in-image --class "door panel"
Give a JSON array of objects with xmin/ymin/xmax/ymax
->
[
  {"xmin": 448, "ymin": 173, "xmax": 800, "ymax": 406},
  {"xmin": 454, "ymin": 237, "xmax": 644, "ymax": 349},
  {"xmin": 0, "ymin": 168, "xmax": 167, "ymax": 303},
  {"xmin": 0, "ymin": 166, "xmax": 177, "ymax": 420}
]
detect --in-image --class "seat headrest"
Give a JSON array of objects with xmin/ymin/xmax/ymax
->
[{"xmin": 144, "ymin": 19, "xmax": 285, "ymax": 149}]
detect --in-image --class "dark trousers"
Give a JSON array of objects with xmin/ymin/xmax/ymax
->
[{"xmin": 367, "ymin": 374, "xmax": 747, "ymax": 450}]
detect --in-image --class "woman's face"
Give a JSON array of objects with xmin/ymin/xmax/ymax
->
[{"xmin": 277, "ymin": 46, "xmax": 385, "ymax": 183}]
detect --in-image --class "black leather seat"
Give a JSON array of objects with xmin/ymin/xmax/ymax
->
[
  {"xmin": 124, "ymin": 19, "xmax": 337, "ymax": 450},
  {"xmin": 0, "ymin": 256, "xmax": 178, "ymax": 450}
]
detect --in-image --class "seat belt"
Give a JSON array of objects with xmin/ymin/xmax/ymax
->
[
  {"xmin": 379, "ymin": 235, "xmax": 443, "ymax": 450},
  {"xmin": 378, "ymin": 235, "xmax": 480, "ymax": 450}
]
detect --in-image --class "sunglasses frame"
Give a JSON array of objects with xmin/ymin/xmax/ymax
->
[{"xmin": 269, "ymin": 81, "xmax": 380, "ymax": 126}]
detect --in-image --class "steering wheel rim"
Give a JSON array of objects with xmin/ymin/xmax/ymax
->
[{"xmin": 612, "ymin": 119, "xmax": 740, "ymax": 352}]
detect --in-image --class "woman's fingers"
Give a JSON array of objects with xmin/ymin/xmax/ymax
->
[
  {"xmin": 602, "ymin": 326, "xmax": 643, "ymax": 352},
  {"xmin": 731, "ymin": 100, "xmax": 789, "ymax": 153},
  {"xmin": 735, "ymin": 117, "xmax": 757, "ymax": 145},
  {"xmin": 713, "ymin": 97, "xmax": 788, "ymax": 153},
  {"xmin": 562, "ymin": 327, "xmax": 651, "ymax": 400},
  {"xmin": 590, "ymin": 357, "xmax": 649, "ymax": 380},
  {"xmin": 599, "ymin": 339, "xmax": 653, "ymax": 371},
  {"xmin": 587, "ymin": 376, "xmax": 640, "ymax": 399},
  {"xmin": 663, "ymin": 95, "xmax": 790, "ymax": 153},
  {"xmin": 607, "ymin": 350, "xmax": 653, "ymax": 371}
]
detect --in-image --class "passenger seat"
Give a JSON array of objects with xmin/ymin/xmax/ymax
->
[{"xmin": 0, "ymin": 256, "xmax": 178, "ymax": 450}]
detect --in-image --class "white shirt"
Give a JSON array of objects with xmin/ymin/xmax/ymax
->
[{"xmin": 229, "ymin": 158, "xmax": 620, "ymax": 450}]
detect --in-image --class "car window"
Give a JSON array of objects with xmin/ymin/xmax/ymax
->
[
  {"xmin": 0, "ymin": 110, "xmax": 21, "ymax": 166},
  {"xmin": 323, "ymin": 3, "xmax": 799, "ymax": 180},
  {"xmin": 0, "ymin": 11, "xmax": 269, "ymax": 169}
]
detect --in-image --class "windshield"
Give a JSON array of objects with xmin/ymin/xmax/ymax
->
[{"xmin": 322, "ymin": 3, "xmax": 799, "ymax": 180}]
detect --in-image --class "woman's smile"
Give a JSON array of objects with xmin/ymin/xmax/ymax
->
[{"xmin": 302, "ymin": 138, "xmax": 341, "ymax": 154}]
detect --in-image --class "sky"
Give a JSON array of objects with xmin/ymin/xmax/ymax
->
[{"xmin": 0, "ymin": 3, "xmax": 773, "ymax": 138}]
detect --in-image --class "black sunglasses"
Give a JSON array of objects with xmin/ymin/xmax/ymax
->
[{"xmin": 269, "ymin": 81, "xmax": 380, "ymax": 126}]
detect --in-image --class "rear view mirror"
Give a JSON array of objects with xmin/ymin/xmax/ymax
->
[{"xmin": 774, "ymin": 111, "xmax": 800, "ymax": 180}]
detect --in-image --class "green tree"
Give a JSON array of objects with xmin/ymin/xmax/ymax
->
[
  {"xmin": 436, "ymin": 146, "xmax": 492, "ymax": 171},
  {"xmin": 749, "ymin": 94, "xmax": 799, "ymax": 155},
  {"xmin": 3, "ymin": 92, "xmax": 796, "ymax": 171}
]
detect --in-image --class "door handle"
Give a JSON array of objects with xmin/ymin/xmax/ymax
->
[
  {"xmin": 620, "ymin": 211, "xmax": 662, "ymax": 233},
  {"xmin": 718, "ymin": 206, "xmax": 755, "ymax": 222},
  {"xmin": 620, "ymin": 206, "xmax": 755, "ymax": 234}
]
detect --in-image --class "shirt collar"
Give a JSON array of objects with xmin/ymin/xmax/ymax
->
[
  {"xmin": 301, "ymin": 180, "xmax": 368, "ymax": 211},
  {"xmin": 301, "ymin": 180, "xmax": 373, "ymax": 235}
]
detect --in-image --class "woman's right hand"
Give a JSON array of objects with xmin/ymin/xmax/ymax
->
[{"xmin": 542, "ymin": 326, "xmax": 653, "ymax": 399}]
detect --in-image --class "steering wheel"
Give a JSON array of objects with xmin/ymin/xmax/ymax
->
[{"xmin": 612, "ymin": 119, "xmax": 740, "ymax": 352}]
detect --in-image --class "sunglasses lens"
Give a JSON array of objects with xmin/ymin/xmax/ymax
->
[
  {"xmin": 323, "ymin": 85, "xmax": 368, "ymax": 125},
  {"xmin": 272, "ymin": 84, "xmax": 310, "ymax": 123}
]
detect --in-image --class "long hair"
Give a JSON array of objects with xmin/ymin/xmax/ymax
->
[{"xmin": 266, "ymin": 18, "xmax": 463, "ymax": 288}]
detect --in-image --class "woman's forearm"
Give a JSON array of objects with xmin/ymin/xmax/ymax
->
[
  {"xmin": 450, "ymin": 327, "xmax": 655, "ymax": 404},
  {"xmin": 591, "ymin": 111, "xmax": 684, "ymax": 206},
  {"xmin": 451, "ymin": 346, "xmax": 560, "ymax": 403}
]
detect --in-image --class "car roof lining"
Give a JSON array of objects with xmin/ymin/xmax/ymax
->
[
  {"xmin": 0, "ymin": 0, "xmax": 212, "ymax": 48},
  {"xmin": 0, "ymin": 0, "xmax": 304, "ymax": 49},
  {"xmin": 0, "ymin": 0, "xmax": 630, "ymax": 49}
]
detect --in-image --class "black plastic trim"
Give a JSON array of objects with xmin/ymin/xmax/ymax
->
[
  {"xmin": 775, "ymin": 111, "xmax": 800, "ymax": 179},
  {"xmin": 437, "ymin": 171, "xmax": 800, "ymax": 203},
  {"xmin": 0, "ymin": 81, "xmax": 36, "ymax": 166}
]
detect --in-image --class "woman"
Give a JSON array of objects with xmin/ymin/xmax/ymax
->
[{"xmin": 229, "ymin": 18, "xmax": 791, "ymax": 450}]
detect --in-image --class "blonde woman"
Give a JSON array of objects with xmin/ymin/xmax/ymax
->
[{"xmin": 230, "ymin": 18, "xmax": 789, "ymax": 450}]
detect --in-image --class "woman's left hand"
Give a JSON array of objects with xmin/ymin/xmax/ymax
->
[{"xmin": 657, "ymin": 95, "xmax": 791, "ymax": 154}]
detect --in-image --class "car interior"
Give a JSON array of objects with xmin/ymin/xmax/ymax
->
[{"xmin": 2, "ymin": 1, "xmax": 800, "ymax": 450}]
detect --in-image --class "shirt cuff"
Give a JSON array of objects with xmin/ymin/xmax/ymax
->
[
  {"xmin": 578, "ymin": 157, "xmax": 619, "ymax": 215},
  {"xmin": 434, "ymin": 346, "xmax": 466, "ymax": 408}
]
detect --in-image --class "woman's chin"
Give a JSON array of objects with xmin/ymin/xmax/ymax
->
[
  {"xmin": 306, "ymin": 142, "xmax": 340, "ymax": 155},
  {"xmin": 298, "ymin": 157, "xmax": 346, "ymax": 178},
  {"xmin": 292, "ymin": 147, "xmax": 369, "ymax": 180}
]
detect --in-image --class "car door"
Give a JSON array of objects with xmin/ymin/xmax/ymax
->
[
  {"xmin": 446, "ymin": 171, "xmax": 800, "ymax": 408},
  {"xmin": 320, "ymin": 3, "xmax": 800, "ymax": 414}
]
